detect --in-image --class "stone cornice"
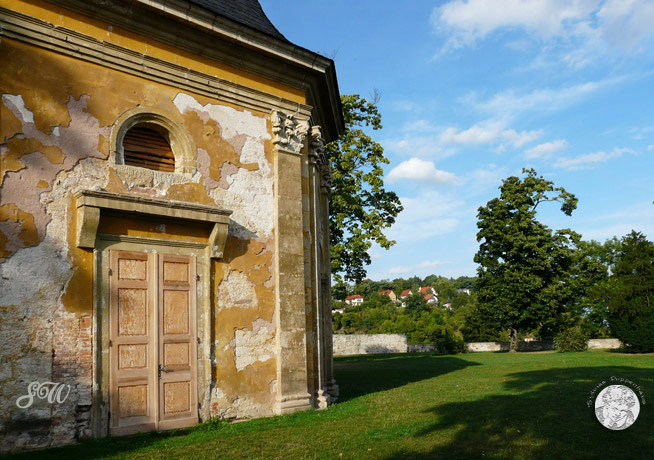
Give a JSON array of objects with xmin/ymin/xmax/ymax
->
[
  {"xmin": 73, "ymin": 189, "xmax": 231, "ymax": 258},
  {"xmin": 36, "ymin": 0, "xmax": 343, "ymax": 141},
  {"xmin": 0, "ymin": 7, "xmax": 313, "ymax": 119}
]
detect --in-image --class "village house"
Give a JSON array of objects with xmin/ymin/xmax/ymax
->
[
  {"xmin": 344, "ymin": 295, "xmax": 364, "ymax": 306},
  {"xmin": 0, "ymin": 0, "xmax": 342, "ymax": 453},
  {"xmin": 378, "ymin": 290, "xmax": 397, "ymax": 302},
  {"xmin": 419, "ymin": 286, "xmax": 436, "ymax": 296},
  {"xmin": 399, "ymin": 289, "xmax": 412, "ymax": 299},
  {"xmin": 424, "ymin": 293, "xmax": 438, "ymax": 304}
]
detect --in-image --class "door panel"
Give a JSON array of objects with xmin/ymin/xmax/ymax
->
[
  {"xmin": 158, "ymin": 254, "xmax": 198, "ymax": 430},
  {"xmin": 110, "ymin": 251, "xmax": 156, "ymax": 436},
  {"xmin": 109, "ymin": 251, "xmax": 197, "ymax": 435}
]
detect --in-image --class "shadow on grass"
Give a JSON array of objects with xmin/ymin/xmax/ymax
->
[
  {"xmin": 5, "ymin": 353, "xmax": 474, "ymax": 460},
  {"xmin": 382, "ymin": 365, "xmax": 654, "ymax": 460},
  {"xmin": 3, "ymin": 426, "xmax": 199, "ymax": 460},
  {"xmin": 335, "ymin": 353, "xmax": 480, "ymax": 402}
]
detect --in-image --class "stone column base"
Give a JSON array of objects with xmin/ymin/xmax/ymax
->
[
  {"xmin": 313, "ymin": 390, "xmax": 330, "ymax": 409},
  {"xmin": 275, "ymin": 393, "xmax": 312, "ymax": 415},
  {"xmin": 327, "ymin": 381, "xmax": 339, "ymax": 402}
]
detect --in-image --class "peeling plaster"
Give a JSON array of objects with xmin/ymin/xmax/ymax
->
[
  {"xmin": 1, "ymin": 94, "xmax": 110, "ymax": 246},
  {"xmin": 233, "ymin": 318, "xmax": 275, "ymax": 372},
  {"xmin": 173, "ymin": 93, "xmax": 269, "ymax": 145},
  {"xmin": 216, "ymin": 162, "xmax": 238, "ymax": 190},
  {"xmin": 217, "ymin": 270, "xmax": 258, "ymax": 310},
  {"xmin": 173, "ymin": 92, "xmax": 273, "ymax": 238},
  {"xmin": 2, "ymin": 95, "xmax": 34, "ymax": 124}
]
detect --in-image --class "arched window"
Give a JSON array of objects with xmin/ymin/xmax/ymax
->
[
  {"xmin": 122, "ymin": 124, "xmax": 175, "ymax": 172},
  {"xmin": 110, "ymin": 109, "xmax": 195, "ymax": 175}
]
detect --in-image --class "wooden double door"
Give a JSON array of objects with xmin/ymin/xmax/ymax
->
[{"xmin": 109, "ymin": 250, "xmax": 198, "ymax": 435}]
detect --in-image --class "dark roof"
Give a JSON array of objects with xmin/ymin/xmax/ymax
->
[{"xmin": 187, "ymin": 0, "xmax": 287, "ymax": 41}]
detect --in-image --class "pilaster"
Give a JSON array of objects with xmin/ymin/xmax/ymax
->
[{"xmin": 272, "ymin": 111, "xmax": 312, "ymax": 414}]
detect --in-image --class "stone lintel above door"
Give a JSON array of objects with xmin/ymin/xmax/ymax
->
[{"xmin": 73, "ymin": 189, "xmax": 232, "ymax": 259}]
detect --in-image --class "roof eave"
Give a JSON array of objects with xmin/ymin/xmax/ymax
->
[{"xmin": 40, "ymin": 0, "xmax": 344, "ymax": 141}]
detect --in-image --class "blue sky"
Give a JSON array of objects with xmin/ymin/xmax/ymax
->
[{"xmin": 260, "ymin": 0, "xmax": 654, "ymax": 280}]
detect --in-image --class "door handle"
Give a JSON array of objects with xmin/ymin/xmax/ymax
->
[{"xmin": 158, "ymin": 364, "xmax": 173, "ymax": 379}]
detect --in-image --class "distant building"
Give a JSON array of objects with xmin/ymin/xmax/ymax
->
[
  {"xmin": 419, "ymin": 286, "xmax": 436, "ymax": 296},
  {"xmin": 345, "ymin": 295, "xmax": 364, "ymax": 306},
  {"xmin": 457, "ymin": 288, "xmax": 472, "ymax": 295},
  {"xmin": 424, "ymin": 293, "xmax": 438, "ymax": 304},
  {"xmin": 378, "ymin": 290, "xmax": 397, "ymax": 302},
  {"xmin": 399, "ymin": 289, "xmax": 413, "ymax": 299}
]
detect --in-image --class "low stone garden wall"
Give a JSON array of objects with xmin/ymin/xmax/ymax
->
[
  {"xmin": 334, "ymin": 335, "xmax": 623, "ymax": 356},
  {"xmin": 333, "ymin": 334, "xmax": 407, "ymax": 356},
  {"xmin": 467, "ymin": 338, "xmax": 623, "ymax": 352},
  {"xmin": 407, "ymin": 344, "xmax": 436, "ymax": 353},
  {"xmin": 587, "ymin": 338, "xmax": 622, "ymax": 349},
  {"xmin": 466, "ymin": 342, "xmax": 510, "ymax": 352}
]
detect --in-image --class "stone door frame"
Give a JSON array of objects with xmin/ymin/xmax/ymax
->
[
  {"xmin": 92, "ymin": 237, "xmax": 208, "ymax": 437},
  {"xmin": 74, "ymin": 189, "xmax": 232, "ymax": 438}
]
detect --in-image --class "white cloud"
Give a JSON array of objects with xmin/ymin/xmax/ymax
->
[
  {"xmin": 386, "ymin": 190, "xmax": 469, "ymax": 242},
  {"xmin": 387, "ymin": 158, "xmax": 463, "ymax": 186},
  {"xmin": 525, "ymin": 139, "xmax": 568, "ymax": 159},
  {"xmin": 597, "ymin": 0, "xmax": 654, "ymax": 49},
  {"xmin": 432, "ymin": 0, "xmax": 601, "ymax": 54},
  {"xmin": 439, "ymin": 122, "xmax": 503, "ymax": 145},
  {"xmin": 648, "ymin": 145, "xmax": 654, "ymax": 151},
  {"xmin": 388, "ymin": 260, "xmax": 450, "ymax": 275},
  {"xmin": 432, "ymin": 0, "xmax": 654, "ymax": 57},
  {"xmin": 500, "ymin": 128, "xmax": 543, "ymax": 149},
  {"xmin": 578, "ymin": 202, "xmax": 654, "ymax": 241},
  {"xmin": 384, "ymin": 135, "xmax": 446, "ymax": 158},
  {"xmin": 467, "ymin": 78, "xmax": 621, "ymax": 119},
  {"xmin": 402, "ymin": 119, "xmax": 441, "ymax": 133},
  {"xmin": 553, "ymin": 147, "xmax": 635, "ymax": 170},
  {"xmin": 466, "ymin": 165, "xmax": 509, "ymax": 192},
  {"xmin": 438, "ymin": 121, "xmax": 541, "ymax": 151}
]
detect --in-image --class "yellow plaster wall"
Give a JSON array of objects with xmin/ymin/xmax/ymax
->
[
  {"xmin": 1, "ymin": 28, "xmax": 289, "ymax": 421},
  {"xmin": 2, "ymin": 0, "xmax": 306, "ymax": 104}
]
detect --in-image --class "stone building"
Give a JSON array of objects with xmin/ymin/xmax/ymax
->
[{"xmin": 0, "ymin": 0, "xmax": 342, "ymax": 452}]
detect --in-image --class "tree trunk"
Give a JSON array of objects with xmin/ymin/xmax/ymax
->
[{"xmin": 509, "ymin": 328, "xmax": 518, "ymax": 352}]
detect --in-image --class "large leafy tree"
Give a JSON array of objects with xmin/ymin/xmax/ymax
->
[
  {"xmin": 326, "ymin": 94, "xmax": 403, "ymax": 282},
  {"xmin": 473, "ymin": 169, "xmax": 588, "ymax": 349},
  {"xmin": 605, "ymin": 231, "xmax": 654, "ymax": 352}
]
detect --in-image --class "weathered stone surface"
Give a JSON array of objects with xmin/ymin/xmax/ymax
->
[
  {"xmin": 333, "ymin": 334, "xmax": 408, "ymax": 356},
  {"xmin": 466, "ymin": 342, "xmax": 510, "ymax": 352},
  {"xmin": 587, "ymin": 338, "xmax": 622, "ymax": 350},
  {"xmin": 407, "ymin": 344, "xmax": 436, "ymax": 353}
]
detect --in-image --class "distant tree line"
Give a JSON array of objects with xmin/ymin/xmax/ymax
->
[{"xmin": 332, "ymin": 170, "xmax": 654, "ymax": 354}]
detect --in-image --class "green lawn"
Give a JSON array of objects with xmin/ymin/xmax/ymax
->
[{"xmin": 8, "ymin": 351, "xmax": 654, "ymax": 460}]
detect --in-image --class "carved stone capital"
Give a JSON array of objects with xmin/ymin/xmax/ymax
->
[
  {"xmin": 271, "ymin": 110, "xmax": 309, "ymax": 154},
  {"xmin": 309, "ymin": 125, "xmax": 333, "ymax": 194},
  {"xmin": 309, "ymin": 125, "xmax": 325, "ymax": 165},
  {"xmin": 319, "ymin": 163, "xmax": 333, "ymax": 195}
]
